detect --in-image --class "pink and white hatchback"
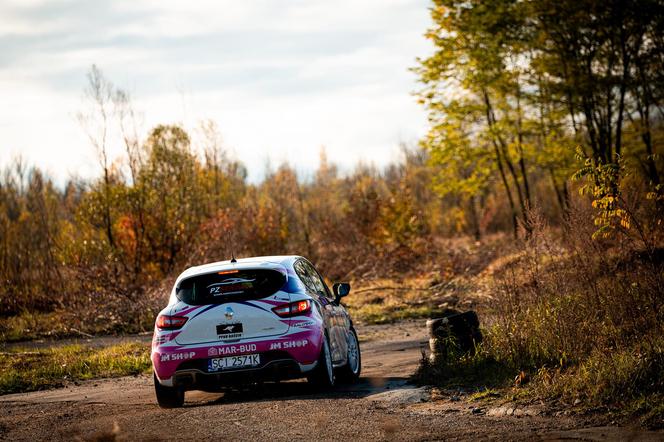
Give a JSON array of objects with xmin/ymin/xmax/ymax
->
[{"xmin": 151, "ymin": 256, "xmax": 361, "ymax": 407}]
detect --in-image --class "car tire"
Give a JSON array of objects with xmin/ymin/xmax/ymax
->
[
  {"xmin": 307, "ymin": 334, "xmax": 335, "ymax": 389},
  {"xmin": 337, "ymin": 328, "xmax": 361, "ymax": 383},
  {"xmin": 154, "ymin": 373, "xmax": 185, "ymax": 408}
]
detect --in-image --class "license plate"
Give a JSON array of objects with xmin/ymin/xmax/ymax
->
[{"xmin": 207, "ymin": 354, "xmax": 260, "ymax": 372}]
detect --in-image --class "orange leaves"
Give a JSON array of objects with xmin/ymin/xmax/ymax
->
[{"xmin": 114, "ymin": 215, "xmax": 137, "ymax": 255}]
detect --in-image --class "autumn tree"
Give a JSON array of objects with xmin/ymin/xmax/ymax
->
[
  {"xmin": 415, "ymin": 0, "xmax": 544, "ymax": 236},
  {"xmin": 0, "ymin": 160, "xmax": 66, "ymax": 314},
  {"xmin": 77, "ymin": 65, "xmax": 117, "ymax": 250},
  {"xmin": 136, "ymin": 125, "xmax": 205, "ymax": 275},
  {"xmin": 416, "ymin": 0, "xmax": 663, "ymax": 238}
]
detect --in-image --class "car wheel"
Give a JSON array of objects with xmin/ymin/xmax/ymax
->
[
  {"xmin": 154, "ymin": 373, "xmax": 185, "ymax": 408},
  {"xmin": 337, "ymin": 328, "xmax": 361, "ymax": 383},
  {"xmin": 307, "ymin": 334, "xmax": 335, "ymax": 389}
]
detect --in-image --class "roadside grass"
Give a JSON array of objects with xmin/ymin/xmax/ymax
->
[
  {"xmin": 415, "ymin": 212, "xmax": 664, "ymax": 428},
  {"xmin": 415, "ymin": 333, "xmax": 664, "ymax": 424},
  {"xmin": 629, "ymin": 395, "xmax": 664, "ymax": 429},
  {"xmin": 0, "ymin": 311, "xmax": 72, "ymax": 342},
  {"xmin": 413, "ymin": 345, "xmax": 515, "ymax": 393},
  {"xmin": 343, "ymin": 236, "xmax": 507, "ymax": 325},
  {"xmin": 467, "ymin": 388, "xmax": 502, "ymax": 402},
  {"xmin": 528, "ymin": 339, "xmax": 664, "ymax": 406},
  {"xmin": 344, "ymin": 274, "xmax": 478, "ymax": 325},
  {"xmin": 349, "ymin": 303, "xmax": 447, "ymax": 324},
  {"xmin": 0, "ymin": 343, "xmax": 151, "ymax": 395}
]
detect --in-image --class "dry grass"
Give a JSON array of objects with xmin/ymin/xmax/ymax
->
[
  {"xmin": 0, "ymin": 308, "xmax": 158, "ymax": 343},
  {"xmin": 417, "ymin": 207, "xmax": 664, "ymax": 427},
  {"xmin": 345, "ymin": 276, "xmax": 451, "ymax": 324},
  {"xmin": 0, "ymin": 281, "xmax": 169, "ymax": 343},
  {"xmin": 0, "ymin": 343, "xmax": 151, "ymax": 394},
  {"xmin": 345, "ymin": 235, "xmax": 510, "ymax": 324}
]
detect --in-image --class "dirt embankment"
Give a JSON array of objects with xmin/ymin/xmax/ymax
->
[{"xmin": 0, "ymin": 321, "xmax": 661, "ymax": 441}]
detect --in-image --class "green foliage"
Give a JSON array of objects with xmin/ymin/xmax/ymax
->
[
  {"xmin": 573, "ymin": 150, "xmax": 663, "ymax": 247},
  {"xmin": 574, "ymin": 154, "xmax": 628, "ymax": 239},
  {"xmin": 415, "ymin": 0, "xmax": 580, "ymax": 236},
  {"xmin": 416, "ymin": 0, "xmax": 664, "ymax": 238},
  {"xmin": 0, "ymin": 311, "xmax": 71, "ymax": 342},
  {"xmin": 136, "ymin": 125, "xmax": 206, "ymax": 274}
]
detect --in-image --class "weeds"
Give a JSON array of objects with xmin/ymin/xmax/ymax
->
[
  {"xmin": 418, "ymin": 205, "xmax": 664, "ymax": 427},
  {"xmin": 345, "ymin": 235, "xmax": 509, "ymax": 325},
  {"xmin": 349, "ymin": 303, "xmax": 447, "ymax": 325},
  {"xmin": 414, "ymin": 348, "xmax": 514, "ymax": 390},
  {"xmin": 0, "ymin": 343, "xmax": 151, "ymax": 394},
  {"xmin": 0, "ymin": 296, "xmax": 161, "ymax": 342}
]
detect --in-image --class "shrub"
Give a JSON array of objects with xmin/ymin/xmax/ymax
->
[{"xmin": 419, "ymin": 203, "xmax": 664, "ymax": 425}]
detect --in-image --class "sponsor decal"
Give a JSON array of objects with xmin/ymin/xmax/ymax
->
[
  {"xmin": 207, "ymin": 344, "xmax": 257, "ymax": 356},
  {"xmin": 217, "ymin": 323, "xmax": 243, "ymax": 340},
  {"xmin": 269, "ymin": 339, "xmax": 309, "ymax": 350},
  {"xmin": 207, "ymin": 278, "xmax": 256, "ymax": 296},
  {"xmin": 160, "ymin": 351, "xmax": 196, "ymax": 362}
]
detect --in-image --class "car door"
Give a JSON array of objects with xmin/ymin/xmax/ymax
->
[
  {"xmin": 303, "ymin": 260, "xmax": 348, "ymax": 364},
  {"xmin": 293, "ymin": 260, "xmax": 339, "ymax": 357},
  {"xmin": 294, "ymin": 259, "xmax": 342, "ymax": 362}
]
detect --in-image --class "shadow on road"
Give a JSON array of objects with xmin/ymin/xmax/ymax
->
[
  {"xmin": 185, "ymin": 375, "xmax": 413, "ymax": 408},
  {"xmin": 177, "ymin": 333, "xmax": 429, "ymax": 408}
]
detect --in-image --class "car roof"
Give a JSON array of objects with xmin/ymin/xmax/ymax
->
[{"xmin": 176, "ymin": 255, "xmax": 305, "ymax": 282}]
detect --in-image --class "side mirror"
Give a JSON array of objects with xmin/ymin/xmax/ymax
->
[{"xmin": 332, "ymin": 282, "xmax": 351, "ymax": 304}]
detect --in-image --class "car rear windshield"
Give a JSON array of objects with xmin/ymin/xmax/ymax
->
[{"xmin": 176, "ymin": 269, "xmax": 286, "ymax": 305}]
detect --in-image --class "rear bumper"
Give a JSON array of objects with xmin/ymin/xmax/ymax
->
[
  {"xmin": 166, "ymin": 357, "xmax": 317, "ymax": 389},
  {"xmin": 152, "ymin": 329, "xmax": 323, "ymax": 386}
]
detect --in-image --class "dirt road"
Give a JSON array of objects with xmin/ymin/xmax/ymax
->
[{"xmin": 0, "ymin": 321, "xmax": 660, "ymax": 441}]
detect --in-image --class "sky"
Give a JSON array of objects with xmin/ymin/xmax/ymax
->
[{"xmin": 0, "ymin": 0, "xmax": 433, "ymax": 184}]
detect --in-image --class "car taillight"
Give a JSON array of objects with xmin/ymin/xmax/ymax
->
[
  {"xmin": 272, "ymin": 300, "xmax": 311, "ymax": 318},
  {"xmin": 156, "ymin": 315, "xmax": 188, "ymax": 330}
]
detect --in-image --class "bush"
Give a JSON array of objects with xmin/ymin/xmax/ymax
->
[{"xmin": 419, "ymin": 204, "xmax": 664, "ymax": 426}]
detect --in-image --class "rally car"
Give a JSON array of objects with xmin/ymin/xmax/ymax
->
[{"xmin": 151, "ymin": 255, "xmax": 361, "ymax": 407}]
